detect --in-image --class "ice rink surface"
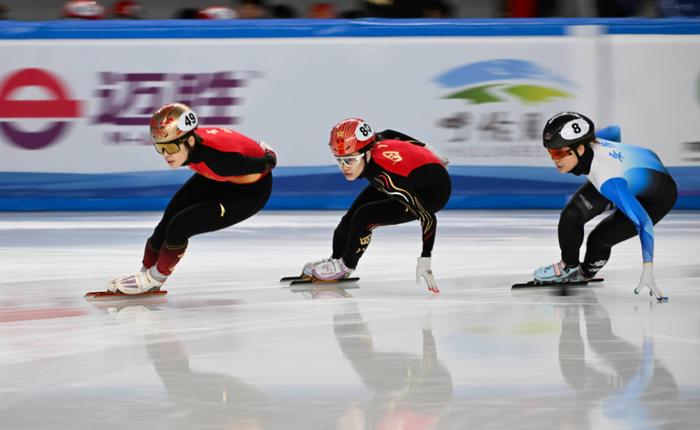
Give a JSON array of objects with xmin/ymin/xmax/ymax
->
[{"xmin": 1, "ymin": 210, "xmax": 699, "ymax": 430}]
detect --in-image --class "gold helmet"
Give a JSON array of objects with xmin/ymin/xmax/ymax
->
[{"xmin": 149, "ymin": 103, "xmax": 199, "ymax": 144}]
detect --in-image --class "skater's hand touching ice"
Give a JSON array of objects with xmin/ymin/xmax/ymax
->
[
  {"xmin": 416, "ymin": 257, "xmax": 439, "ymax": 293},
  {"xmin": 634, "ymin": 262, "xmax": 667, "ymax": 301}
]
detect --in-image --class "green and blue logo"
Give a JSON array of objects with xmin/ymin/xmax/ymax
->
[{"xmin": 434, "ymin": 59, "xmax": 573, "ymax": 105}]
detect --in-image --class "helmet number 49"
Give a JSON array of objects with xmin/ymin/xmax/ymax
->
[{"xmin": 178, "ymin": 111, "xmax": 199, "ymax": 132}]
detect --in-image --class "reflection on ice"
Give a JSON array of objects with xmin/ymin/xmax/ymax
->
[{"xmin": 0, "ymin": 211, "xmax": 699, "ymax": 429}]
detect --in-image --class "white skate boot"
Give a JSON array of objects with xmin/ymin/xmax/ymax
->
[
  {"xmin": 311, "ymin": 258, "xmax": 354, "ymax": 281},
  {"xmin": 534, "ymin": 261, "xmax": 587, "ymax": 283},
  {"xmin": 302, "ymin": 257, "xmax": 332, "ymax": 277},
  {"xmin": 107, "ymin": 267, "xmax": 167, "ymax": 295}
]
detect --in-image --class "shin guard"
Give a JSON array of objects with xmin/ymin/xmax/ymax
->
[
  {"xmin": 155, "ymin": 242, "xmax": 187, "ymax": 276},
  {"xmin": 142, "ymin": 239, "xmax": 160, "ymax": 269}
]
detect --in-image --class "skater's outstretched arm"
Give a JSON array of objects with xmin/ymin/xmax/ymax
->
[
  {"xmin": 599, "ymin": 177, "xmax": 654, "ymax": 263},
  {"xmin": 599, "ymin": 177, "xmax": 666, "ymax": 300}
]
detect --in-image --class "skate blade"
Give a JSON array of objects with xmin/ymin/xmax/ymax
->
[
  {"xmin": 511, "ymin": 278, "xmax": 604, "ymax": 289},
  {"xmin": 289, "ymin": 277, "xmax": 360, "ymax": 286},
  {"xmin": 84, "ymin": 290, "xmax": 168, "ymax": 301},
  {"xmin": 280, "ymin": 274, "xmax": 311, "ymax": 283},
  {"xmin": 290, "ymin": 284, "xmax": 358, "ymax": 294}
]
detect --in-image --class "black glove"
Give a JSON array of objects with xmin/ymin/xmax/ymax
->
[
  {"xmin": 263, "ymin": 149, "xmax": 277, "ymax": 171},
  {"xmin": 258, "ymin": 141, "xmax": 277, "ymax": 172}
]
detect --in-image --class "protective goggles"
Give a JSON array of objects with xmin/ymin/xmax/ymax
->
[
  {"xmin": 547, "ymin": 148, "xmax": 574, "ymax": 160},
  {"xmin": 154, "ymin": 136, "xmax": 188, "ymax": 155},
  {"xmin": 334, "ymin": 154, "xmax": 365, "ymax": 167}
]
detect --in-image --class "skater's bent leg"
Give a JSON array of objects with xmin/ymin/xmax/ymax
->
[
  {"xmin": 157, "ymin": 177, "xmax": 272, "ymax": 276},
  {"xmin": 148, "ymin": 174, "xmax": 218, "ymax": 251},
  {"xmin": 559, "ymin": 182, "xmax": 610, "ymax": 266},
  {"xmin": 332, "ymin": 186, "xmax": 387, "ymax": 259},
  {"xmin": 583, "ymin": 210, "xmax": 638, "ymax": 277},
  {"xmin": 155, "ymin": 242, "xmax": 189, "ymax": 277},
  {"xmin": 558, "ymin": 204, "xmax": 586, "ymax": 266},
  {"xmin": 583, "ymin": 180, "xmax": 677, "ymax": 277},
  {"xmin": 142, "ymin": 239, "xmax": 160, "ymax": 269},
  {"xmin": 342, "ymin": 199, "xmax": 415, "ymax": 269}
]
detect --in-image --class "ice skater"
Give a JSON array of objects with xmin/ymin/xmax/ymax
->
[
  {"xmin": 106, "ymin": 103, "xmax": 276, "ymax": 295},
  {"xmin": 533, "ymin": 112, "xmax": 677, "ymax": 300},
  {"xmin": 301, "ymin": 118, "xmax": 451, "ymax": 292}
]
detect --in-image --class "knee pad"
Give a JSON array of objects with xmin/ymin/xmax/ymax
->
[
  {"xmin": 560, "ymin": 201, "xmax": 586, "ymax": 228},
  {"xmin": 586, "ymin": 227, "xmax": 614, "ymax": 249},
  {"xmin": 350, "ymin": 207, "xmax": 374, "ymax": 232},
  {"xmin": 164, "ymin": 214, "xmax": 193, "ymax": 245},
  {"xmin": 561, "ymin": 193, "xmax": 605, "ymax": 226}
]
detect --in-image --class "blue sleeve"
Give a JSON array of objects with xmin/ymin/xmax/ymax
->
[
  {"xmin": 599, "ymin": 177, "xmax": 654, "ymax": 262},
  {"xmin": 596, "ymin": 125, "xmax": 621, "ymax": 142},
  {"xmin": 602, "ymin": 338, "xmax": 654, "ymax": 421}
]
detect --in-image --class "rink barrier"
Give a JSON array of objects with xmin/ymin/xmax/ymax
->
[
  {"xmin": 1, "ymin": 18, "xmax": 699, "ymax": 211},
  {"xmin": 1, "ymin": 18, "xmax": 699, "ymax": 39},
  {"xmin": 0, "ymin": 166, "xmax": 697, "ymax": 211}
]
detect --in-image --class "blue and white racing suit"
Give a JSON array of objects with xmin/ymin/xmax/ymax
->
[{"xmin": 558, "ymin": 127, "xmax": 677, "ymax": 276}]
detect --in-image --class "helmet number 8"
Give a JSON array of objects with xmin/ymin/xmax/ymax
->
[{"xmin": 560, "ymin": 118, "xmax": 589, "ymax": 140}]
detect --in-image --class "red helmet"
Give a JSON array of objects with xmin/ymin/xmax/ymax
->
[
  {"xmin": 309, "ymin": 3, "xmax": 335, "ymax": 18},
  {"xmin": 329, "ymin": 118, "xmax": 375, "ymax": 156},
  {"xmin": 63, "ymin": 1, "xmax": 105, "ymax": 19},
  {"xmin": 112, "ymin": 0, "xmax": 143, "ymax": 19}
]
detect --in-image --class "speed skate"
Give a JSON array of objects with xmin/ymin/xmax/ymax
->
[
  {"xmin": 511, "ymin": 278, "xmax": 604, "ymax": 289},
  {"xmin": 280, "ymin": 275, "xmax": 360, "ymax": 286},
  {"xmin": 84, "ymin": 289, "xmax": 168, "ymax": 301}
]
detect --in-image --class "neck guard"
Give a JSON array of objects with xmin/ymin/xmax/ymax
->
[{"xmin": 569, "ymin": 144, "xmax": 593, "ymax": 176}]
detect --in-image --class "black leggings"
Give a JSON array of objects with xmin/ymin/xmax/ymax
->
[
  {"xmin": 148, "ymin": 173, "xmax": 272, "ymax": 250},
  {"xmin": 558, "ymin": 172, "xmax": 677, "ymax": 276},
  {"xmin": 332, "ymin": 166, "xmax": 451, "ymax": 268}
]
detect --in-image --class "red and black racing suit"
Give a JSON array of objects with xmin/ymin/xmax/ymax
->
[
  {"xmin": 142, "ymin": 127, "xmax": 275, "ymax": 276},
  {"xmin": 332, "ymin": 131, "xmax": 451, "ymax": 269}
]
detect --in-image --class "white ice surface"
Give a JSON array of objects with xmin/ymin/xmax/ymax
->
[{"xmin": 0, "ymin": 210, "xmax": 698, "ymax": 429}]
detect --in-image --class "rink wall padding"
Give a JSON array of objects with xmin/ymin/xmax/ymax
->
[
  {"xmin": 0, "ymin": 166, "xmax": 698, "ymax": 211},
  {"xmin": 1, "ymin": 19, "xmax": 699, "ymax": 211}
]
